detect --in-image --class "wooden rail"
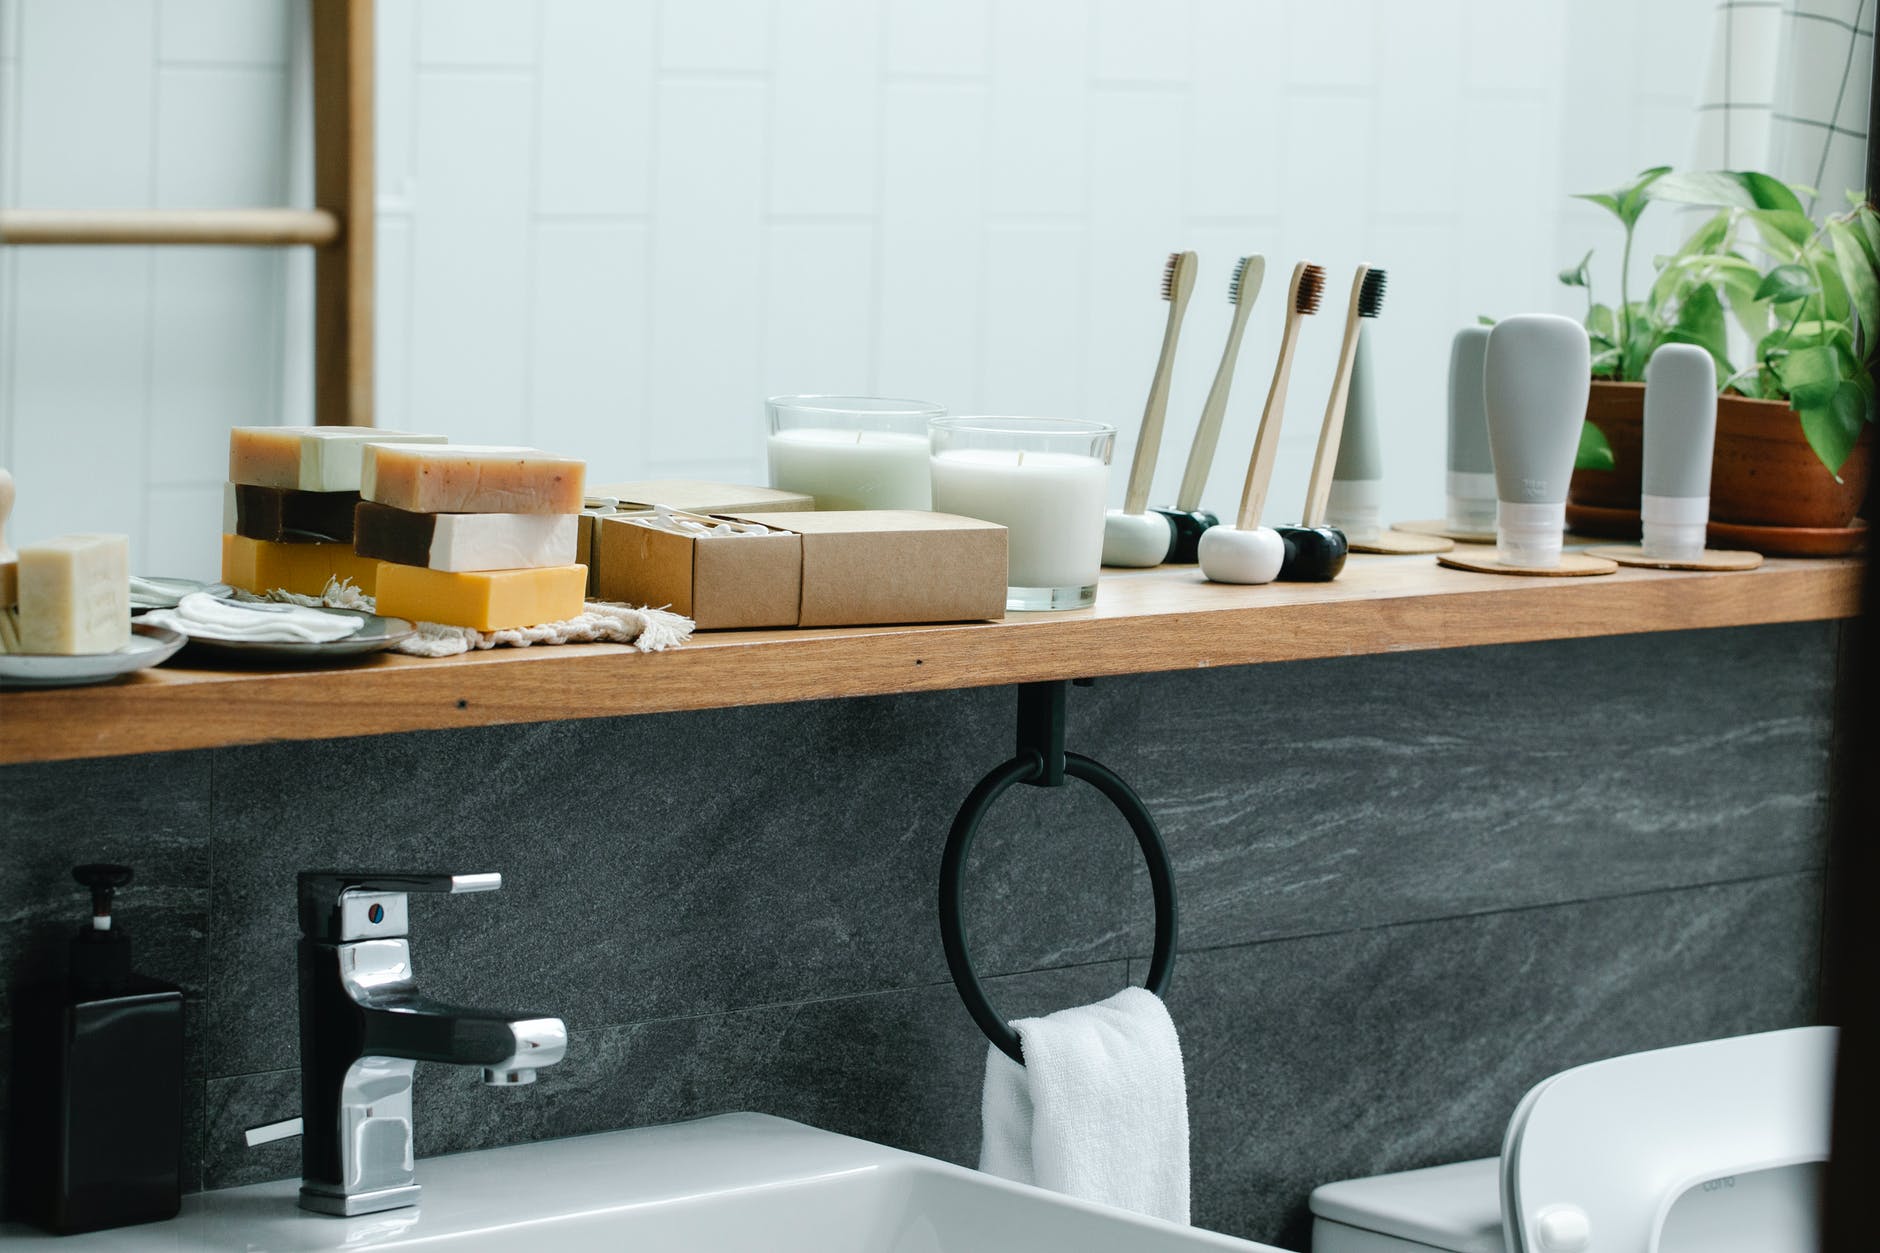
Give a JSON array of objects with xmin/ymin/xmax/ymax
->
[
  {"xmin": 0, "ymin": 208, "xmax": 342, "ymax": 247},
  {"xmin": 0, "ymin": 555, "xmax": 1860, "ymax": 766}
]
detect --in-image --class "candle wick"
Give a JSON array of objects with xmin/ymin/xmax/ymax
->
[{"xmin": 1018, "ymin": 450, "xmax": 1026, "ymax": 466}]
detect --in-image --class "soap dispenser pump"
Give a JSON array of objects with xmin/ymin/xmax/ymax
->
[{"xmin": 7, "ymin": 864, "xmax": 185, "ymax": 1234}]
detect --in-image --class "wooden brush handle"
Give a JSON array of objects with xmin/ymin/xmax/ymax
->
[
  {"xmin": 1179, "ymin": 298, "xmax": 1254, "ymax": 512},
  {"xmin": 1300, "ymin": 267, "xmax": 1371, "ymax": 527},
  {"xmin": 1124, "ymin": 275, "xmax": 1194, "ymax": 515},
  {"xmin": 1237, "ymin": 312, "xmax": 1303, "ymax": 530}
]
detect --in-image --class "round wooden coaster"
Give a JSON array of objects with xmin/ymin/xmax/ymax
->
[
  {"xmin": 1437, "ymin": 549, "xmax": 1619, "ymax": 577},
  {"xmin": 1395, "ymin": 518, "xmax": 1497, "ymax": 544},
  {"xmin": 1348, "ymin": 529, "xmax": 1455, "ymax": 555},
  {"xmin": 1582, "ymin": 544, "xmax": 1763, "ymax": 571}
]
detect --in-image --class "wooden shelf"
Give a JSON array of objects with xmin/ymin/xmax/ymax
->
[{"xmin": 0, "ymin": 554, "xmax": 1860, "ymax": 765}]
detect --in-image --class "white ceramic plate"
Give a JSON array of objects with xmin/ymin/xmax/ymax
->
[
  {"xmin": 178, "ymin": 608, "xmax": 414, "ymax": 659},
  {"xmin": 0, "ymin": 623, "xmax": 186, "ymax": 689}
]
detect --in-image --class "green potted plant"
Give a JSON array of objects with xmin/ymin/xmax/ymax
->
[{"xmin": 1561, "ymin": 167, "xmax": 1877, "ymax": 548}]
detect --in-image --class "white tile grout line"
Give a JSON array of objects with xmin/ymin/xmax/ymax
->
[
  {"xmin": 140, "ymin": 10, "xmax": 159, "ymax": 565},
  {"xmin": 865, "ymin": 0, "xmax": 888, "ymax": 396},
  {"xmin": 520, "ymin": 2, "xmax": 545, "ymax": 447}
]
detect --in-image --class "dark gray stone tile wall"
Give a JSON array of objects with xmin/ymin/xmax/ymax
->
[{"xmin": 0, "ymin": 622, "xmax": 1834, "ymax": 1248}]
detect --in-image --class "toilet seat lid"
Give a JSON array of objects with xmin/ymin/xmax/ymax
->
[{"xmin": 1501, "ymin": 1026, "xmax": 1836, "ymax": 1252}]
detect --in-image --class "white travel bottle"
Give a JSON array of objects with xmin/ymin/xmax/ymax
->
[
  {"xmin": 1326, "ymin": 329, "xmax": 1383, "ymax": 543},
  {"xmin": 1445, "ymin": 327, "xmax": 1497, "ymax": 533},
  {"xmin": 1483, "ymin": 314, "xmax": 1591, "ymax": 568},
  {"xmin": 1640, "ymin": 344, "xmax": 1718, "ymax": 562}
]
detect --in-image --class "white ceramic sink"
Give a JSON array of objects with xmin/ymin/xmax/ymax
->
[{"xmin": 3, "ymin": 1113, "xmax": 1280, "ymax": 1251}]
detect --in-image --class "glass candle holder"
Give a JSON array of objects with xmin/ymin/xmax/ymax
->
[
  {"xmin": 929, "ymin": 416, "xmax": 1115, "ymax": 612},
  {"xmin": 766, "ymin": 396, "xmax": 943, "ymax": 510}
]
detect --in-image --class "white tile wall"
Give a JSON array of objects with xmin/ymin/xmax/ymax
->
[{"xmin": 0, "ymin": 0, "xmax": 1716, "ymax": 580}]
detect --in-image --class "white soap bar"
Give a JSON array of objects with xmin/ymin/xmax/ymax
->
[
  {"xmin": 18, "ymin": 533, "xmax": 130, "ymax": 655},
  {"xmin": 230, "ymin": 426, "xmax": 448, "ymax": 492},
  {"xmin": 353, "ymin": 502, "xmax": 579, "ymax": 572}
]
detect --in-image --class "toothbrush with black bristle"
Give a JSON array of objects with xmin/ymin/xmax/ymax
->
[
  {"xmin": 1276, "ymin": 265, "xmax": 1386, "ymax": 582},
  {"xmin": 1155, "ymin": 254, "xmax": 1266, "ymax": 563},
  {"xmin": 1103, "ymin": 250, "xmax": 1197, "ymax": 568},
  {"xmin": 1197, "ymin": 260, "xmax": 1326, "ymax": 585}
]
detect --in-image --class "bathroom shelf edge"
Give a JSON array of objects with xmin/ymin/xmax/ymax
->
[{"xmin": 0, "ymin": 555, "xmax": 1859, "ymax": 765}]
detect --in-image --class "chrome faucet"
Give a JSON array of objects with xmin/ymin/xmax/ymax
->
[{"xmin": 296, "ymin": 871, "xmax": 567, "ymax": 1217}]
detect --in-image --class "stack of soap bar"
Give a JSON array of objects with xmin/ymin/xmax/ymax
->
[
  {"xmin": 17, "ymin": 534, "xmax": 130, "ymax": 655},
  {"xmin": 354, "ymin": 502, "xmax": 577, "ymax": 572},
  {"xmin": 360, "ymin": 444, "xmax": 587, "ymax": 630},
  {"xmin": 222, "ymin": 426, "xmax": 445, "ymax": 596}
]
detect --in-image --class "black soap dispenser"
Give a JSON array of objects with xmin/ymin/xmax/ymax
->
[{"xmin": 7, "ymin": 865, "xmax": 185, "ymax": 1234}]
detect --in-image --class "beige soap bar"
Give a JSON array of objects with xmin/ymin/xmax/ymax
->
[
  {"xmin": 18, "ymin": 533, "xmax": 130, "ymax": 655},
  {"xmin": 230, "ymin": 426, "xmax": 447, "ymax": 492},
  {"xmin": 363, "ymin": 444, "xmax": 585, "ymax": 515},
  {"xmin": 0, "ymin": 465, "xmax": 16, "ymax": 608}
]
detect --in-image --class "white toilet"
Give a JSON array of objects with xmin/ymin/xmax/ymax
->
[{"xmin": 1308, "ymin": 1027, "xmax": 1836, "ymax": 1253}]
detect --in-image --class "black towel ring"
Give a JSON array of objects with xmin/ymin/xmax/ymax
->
[{"xmin": 938, "ymin": 683, "xmax": 1178, "ymax": 1065}]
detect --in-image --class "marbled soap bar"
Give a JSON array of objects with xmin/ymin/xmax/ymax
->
[
  {"xmin": 18, "ymin": 533, "xmax": 130, "ymax": 654},
  {"xmin": 223, "ymin": 482, "xmax": 360, "ymax": 542},
  {"xmin": 230, "ymin": 426, "xmax": 447, "ymax": 492},
  {"xmin": 220, "ymin": 533, "xmax": 380, "ymax": 597},
  {"xmin": 375, "ymin": 562, "xmax": 585, "ymax": 631},
  {"xmin": 362, "ymin": 444, "xmax": 585, "ymax": 515},
  {"xmin": 354, "ymin": 502, "xmax": 577, "ymax": 572}
]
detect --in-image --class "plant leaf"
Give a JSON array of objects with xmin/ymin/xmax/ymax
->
[
  {"xmin": 1750, "ymin": 209, "xmax": 1815, "ymax": 253},
  {"xmin": 1575, "ymin": 420, "xmax": 1616, "ymax": 471},
  {"xmin": 1827, "ymin": 219, "xmax": 1880, "ymax": 346},
  {"xmin": 1788, "ymin": 319, "xmax": 1856, "ymax": 347},
  {"xmin": 1776, "ymin": 344, "xmax": 1843, "ymax": 406},
  {"xmin": 1754, "ymin": 263, "xmax": 1816, "ymax": 303},
  {"xmin": 1648, "ymin": 170, "xmax": 1806, "ymax": 214},
  {"xmin": 1573, "ymin": 166, "xmax": 1671, "ymax": 228},
  {"xmin": 1558, "ymin": 249, "xmax": 1593, "ymax": 288},
  {"xmin": 1797, "ymin": 379, "xmax": 1870, "ymax": 476},
  {"xmin": 1477, "ymin": 314, "xmax": 1496, "ymax": 326},
  {"xmin": 1668, "ymin": 284, "xmax": 1732, "ymax": 373},
  {"xmin": 1586, "ymin": 303, "xmax": 1617, "ymax": 342}
]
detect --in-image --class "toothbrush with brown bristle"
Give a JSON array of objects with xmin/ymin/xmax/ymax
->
[
  {"xmin": 1198, "ymin": 261, "xmax": 1325, "ymax": 584},
  {"xmin": 1103, "ymin": 250, "xmax": 1198, "ymax": 568},
  {"xmin": 1156, "ymin": 254, "xmax": 1266, "ymax": 562},
  {"xmin": 1274, "ymin": 265, "xmax": 1386, "ymax": 582}
]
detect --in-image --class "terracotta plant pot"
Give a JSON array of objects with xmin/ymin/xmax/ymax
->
[{"xmin": 1567, "ymin": 378, "xmax": 1870, "ymax": 530}]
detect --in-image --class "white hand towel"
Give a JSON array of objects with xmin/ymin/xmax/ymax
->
[
  {"xmin": 978, "ymin": 986, "xmax": 1190, "ymax": 1225},
  {"xmin": 141, "ymin": 592, "xmax": 363, "ymax": 643}
]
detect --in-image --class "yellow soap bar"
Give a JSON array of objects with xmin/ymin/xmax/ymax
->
[
  {"xmin": 375, "ymin": 563, "xmax": 586, "ymax": 631},
  {"xmin": 18, "ymin": 533, "xmax": 130, "ymax": 654},
  {"xmin": 221, "ymin": 534, "xmax": 380, "ymax": 597}
]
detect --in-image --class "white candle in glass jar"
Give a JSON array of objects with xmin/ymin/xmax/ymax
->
[
  {"xmin": 930, "ymin": 448, "xmax": 1110, "ymax": 590},
  {"xmin": 766, "ymin": 428, "xmax": 932, "ymax": 510}
]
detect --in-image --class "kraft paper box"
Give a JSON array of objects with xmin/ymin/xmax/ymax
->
[
  {"xmin": 591, "ymin": 510, "xmax": 1007, "ymax": 630},
  {"xmin": 581, "ymin": 483, "xmax": 813, "ymax": 597}
]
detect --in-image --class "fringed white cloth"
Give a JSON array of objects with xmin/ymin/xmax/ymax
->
[{"xmin": 237, "ymin": 579, "xmax": 694, "ymax": 657}]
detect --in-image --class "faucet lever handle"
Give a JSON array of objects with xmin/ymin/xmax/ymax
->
[{"xmin": 298, "ymin": 871, "xmax": 503, "ymax": 942}]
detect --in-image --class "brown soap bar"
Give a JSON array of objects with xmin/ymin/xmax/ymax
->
[
  {"xmin": 362, "ymin": 444, "xmax": 585, "ymax": 515},
  {"xmin": 228, "ymin": 484, "xmax": 360, "ymax": 542}
]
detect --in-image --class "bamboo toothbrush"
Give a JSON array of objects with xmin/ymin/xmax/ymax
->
[
  {"xmin": 1103, "ymin": 250, "xmax": 1198, "ymax": 568},
  {"xmin": 1156, "ymin": 254, "xmax": 1266, "ymax": 563},
  {"xmin": 1275, "ymin": 265, "xmax": 1386, "ymax": 581},
  {"xmin": 1198, "ymin": 261, "xmax": 1325, "ymax": 584}
]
